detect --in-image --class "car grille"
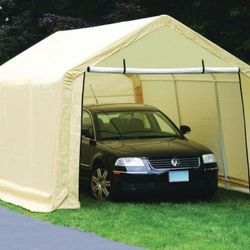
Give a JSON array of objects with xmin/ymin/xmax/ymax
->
[{"xmin": 148, "ymin": 157, "xmax": 200, "ymax": 169}]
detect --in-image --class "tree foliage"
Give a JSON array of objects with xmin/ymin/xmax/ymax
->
[
  {"xmin": 0, "ymin": 0, "xmax": 249, "ymax": 65},
  {"xmin": 0, "ymin": 0, "xmax": 92, "ymax": 63}
]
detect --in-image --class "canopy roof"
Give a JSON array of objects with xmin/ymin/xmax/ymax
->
[{"xmin": 1, "ymin": 15, "xmax": 249, "ymax": 83}]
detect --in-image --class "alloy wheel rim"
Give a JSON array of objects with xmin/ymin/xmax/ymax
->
[{"xmin": 91, "ymin": 168, "xmax": 111, "ymax": 200}]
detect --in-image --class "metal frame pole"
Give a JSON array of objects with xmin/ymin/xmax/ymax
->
[{"xmin": 238, "ymin": 72, "xmax": 250, "ymax": 193}]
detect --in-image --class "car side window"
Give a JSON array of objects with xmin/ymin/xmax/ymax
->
[{"xmin": 82, "ymin": 111, "xmax": 94, "ymax": 139}]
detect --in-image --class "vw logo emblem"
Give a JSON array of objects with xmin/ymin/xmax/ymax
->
[{"xmin": 171, "ymin": 158, "xmax": 180, "ymax": 167}]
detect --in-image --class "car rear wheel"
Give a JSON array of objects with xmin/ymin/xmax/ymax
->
[{"xmin": 91, "ymin": 167, "xmax": 113, "ymax": 200}]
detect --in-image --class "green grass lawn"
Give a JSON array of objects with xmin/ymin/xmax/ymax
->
[{"xmin": 1, "ymin": 189, "xmax": 250, "ymax": 250}]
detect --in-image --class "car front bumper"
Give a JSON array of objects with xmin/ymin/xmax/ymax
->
[{"xmin": 113, "ymin": 165, "xmax": 218, "ymax": 194}]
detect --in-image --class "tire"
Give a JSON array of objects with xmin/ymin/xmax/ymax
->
[{"xmin": 91, "ymin": 165, "xmax": 114, "ymax": 200}]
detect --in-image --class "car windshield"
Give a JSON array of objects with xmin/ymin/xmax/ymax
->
[{"xmin": 96, "ymin": 110, "xmax": 182, "ymax": 140}]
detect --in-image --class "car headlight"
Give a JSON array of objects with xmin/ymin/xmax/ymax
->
[
  {"xmin": 115, "ymin": 157, "xmax": 148, "ymax": 173},
  {"xmin": 202, "ymin": 154, "xmax": 216, "ymax": 164}
]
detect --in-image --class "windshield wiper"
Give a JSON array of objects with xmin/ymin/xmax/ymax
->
[
  {"xmin": 137, "ymin": 135, "xmax": 180, "ymax": 139},
  {"xmin": 122, "ymin": 130, "xmax": 180, "ymax": 138},
  {"xmin": 101, "ymin": 135, "xmax": 132, "ymax": 140}
]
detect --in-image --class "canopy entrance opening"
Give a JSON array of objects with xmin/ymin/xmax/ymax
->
[{"xmin": 83, "ymin": 66, "xmax": 250, "ymax": 194}]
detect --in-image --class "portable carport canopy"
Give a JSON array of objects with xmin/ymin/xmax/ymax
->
[{"xmin": 0, "ymin": 15, "xmax": 250, "ymax": 212}]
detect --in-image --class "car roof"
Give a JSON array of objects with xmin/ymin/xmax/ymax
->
[{"xmin": 83, "ymin": 103, "xmax": 158, "ymax": 112}]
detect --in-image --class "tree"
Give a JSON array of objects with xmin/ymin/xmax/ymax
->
[
  {"xmin": 103, "ymin": 0, "xmax": 146, "ymax": 23},
  {"xmin": 0, "ymin": 0, "xmax": 92, "ymax": 64},
  {"xmin": 137, "ymin": 0, "xmax": 250, "ymax": 63}
]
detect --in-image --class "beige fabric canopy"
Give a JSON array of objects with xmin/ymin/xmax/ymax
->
[{"xmin": 0, "ymin": 15, "xmax": 250, "ymax": 212}]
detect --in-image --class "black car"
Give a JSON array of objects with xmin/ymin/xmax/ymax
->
[{"xmin": 80, "ymin": 103, "xmax": 218, "ymax": 200}]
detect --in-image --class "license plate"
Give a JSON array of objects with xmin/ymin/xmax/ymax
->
[{"xmin": 169, "ymin": 171, "xmax": 189, "ymax": 183}]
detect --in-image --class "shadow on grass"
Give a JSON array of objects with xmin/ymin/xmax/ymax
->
[
  {"xmin": 79, "ymin": 179, "xmax": 215, "ymax": 205},
  {"xmin": 79, "ymin": 187, "xmax": 248, "ymax": 206}
]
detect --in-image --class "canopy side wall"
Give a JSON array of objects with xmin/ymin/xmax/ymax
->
[
  {"xmin": 0, "ymin": 80, "xmax": 69, "ymax": 211},
  {"xmin": 56, "ymin": 75, "xmax": 83, "ymax": 209}
]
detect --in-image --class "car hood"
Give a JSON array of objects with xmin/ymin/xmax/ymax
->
[{"xmin": 100, "ymin": 138, "xmax": 211, "ymax": 158}]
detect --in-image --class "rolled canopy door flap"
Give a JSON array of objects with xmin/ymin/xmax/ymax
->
[{"xmin": 87, "ymin": 66, "xmax": 240, "ymax": 75}]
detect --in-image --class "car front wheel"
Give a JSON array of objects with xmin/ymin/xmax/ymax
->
[{"xmin": 91, "ymin": 167, "xmax": 113, "ymax": 200}]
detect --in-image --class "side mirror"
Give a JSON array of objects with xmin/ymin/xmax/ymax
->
[{"xmin": 180, "ymin": 125, "xmax": 191, "ymax": 134}]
